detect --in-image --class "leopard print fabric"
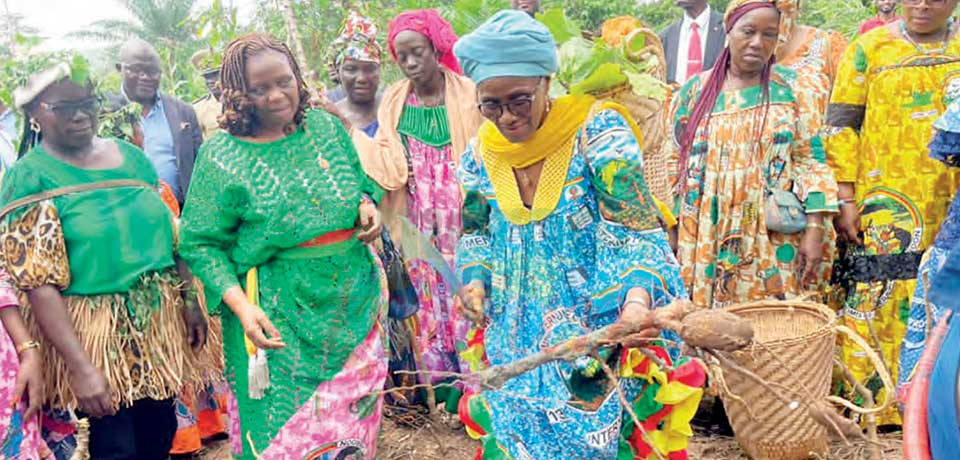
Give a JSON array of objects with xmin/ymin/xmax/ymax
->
[{"xmin": 0, "ymin": 201, "xmax": 71, "ymax": 290}]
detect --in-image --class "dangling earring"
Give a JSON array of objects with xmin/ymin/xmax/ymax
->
[{"xmin": 29, "ymin": 118, "xmax": 41, "ymax": 133}]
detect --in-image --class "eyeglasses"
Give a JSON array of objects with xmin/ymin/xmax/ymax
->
[
  {"xmin": 478, "ymin": 94, "xmax": 537, "ymax": 120},
  {"xmin": 902, "ymin": 0, "xmax": 948, "ymax": 6},
  {"xmin": 122, "ymin": 65, "xmax": 161, "ymax": 79},
  {"xmin": 38, "ymin": 98, "xmax": 100, "ymax": 119}
]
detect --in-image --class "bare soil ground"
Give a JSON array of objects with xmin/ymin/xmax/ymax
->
[{"xmin": 201, "ymin": 420, "xmax": 904, "ymax": 460}]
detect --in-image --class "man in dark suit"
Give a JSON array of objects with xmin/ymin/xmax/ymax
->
[
  {"xmin": 659, "ymin": 0, "xmax": 726, "ymax": 85},
  {"xmin": 114, "ymin": 38, "xmax": 202, "ymax": 205}
]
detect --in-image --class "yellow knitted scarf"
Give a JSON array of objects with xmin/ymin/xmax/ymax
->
[{"xmin": 478, "ymin": 95, "xmax": 597, "ymax": 225}]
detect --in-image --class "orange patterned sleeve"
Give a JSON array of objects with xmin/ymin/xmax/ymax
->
[
  {"xmin": 158, "ymin": 180, "xmax": 181, "ymax": 217},
  {"xmin": 825, "ymin": 30, "xmax": 849, "ymax": 84}
]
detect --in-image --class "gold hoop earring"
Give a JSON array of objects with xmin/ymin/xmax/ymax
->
[{"xmin": 29, "ymin": 118, "xmax": 41, "ymax": 133}]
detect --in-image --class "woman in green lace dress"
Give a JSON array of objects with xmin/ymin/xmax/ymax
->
[{"xmin": 178, "ymin": 34, "xmax": 387, "ymax": 459}]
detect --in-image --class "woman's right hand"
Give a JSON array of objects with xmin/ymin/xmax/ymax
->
[
  {"xmin": 14, "ymin": 348, "xmax": 44, "ymax": 420},
  {"xmin": 238, "ymin": 304, "xmax": 286, "ymax": 350},
  {"xmin": 71, "ymin": 365, "xmax": 114, "ymax": 418},
  {"xmin": 836, "ymin": 202, "xmax": 862, "ymax": 245}
]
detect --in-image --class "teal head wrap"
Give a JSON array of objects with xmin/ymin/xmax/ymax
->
[{"xmin": 454, "ymin": 10, "xmax": 557, "ymax": 85}]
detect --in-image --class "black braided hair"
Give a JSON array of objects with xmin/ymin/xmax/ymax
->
[{"xmin": 218, "ymin": 33, "xmax": 311, "ymax": 137}]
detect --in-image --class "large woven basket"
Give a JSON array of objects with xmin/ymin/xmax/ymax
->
[{"xmin": 716, "ymin": 300, "xmax": 892, "ymax": 460}]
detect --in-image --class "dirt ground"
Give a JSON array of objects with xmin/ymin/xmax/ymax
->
[{"xmin": 200, "ymin": 419, "xmax": 904, "ymax": 460}]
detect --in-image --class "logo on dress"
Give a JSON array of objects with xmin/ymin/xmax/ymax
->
[
  {"xmin": 304, "ymin": 439, "xmax": 366, "ymax": 460},
  {"xmin": 564, "ymin": 183, "xmax": 585, "ymax": 202}
]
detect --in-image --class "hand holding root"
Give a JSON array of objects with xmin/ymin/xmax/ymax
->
[{"xmin": 471, "ymin": 300, "xmax": 755, "ymax": 389}]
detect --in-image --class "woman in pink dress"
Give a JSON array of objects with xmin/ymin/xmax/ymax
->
[
  {"xmin": 351, "ymin": 10, "xmax": 482, "ymax": 416},
  {"xmin": 0, "ymin": 268, "xmax": 54, "ymax": 459}
]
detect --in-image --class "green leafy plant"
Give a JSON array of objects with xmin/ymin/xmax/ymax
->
[
  {"xmin": 98, "ymin": 102, "xmax": 142, "ymax": 143},
  {"xmin": 539, "ymin": 8, "xmax": 668, "ymax": 102}
]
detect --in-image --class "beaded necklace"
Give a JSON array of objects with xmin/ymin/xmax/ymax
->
[{"xmin": 899, "ymin": 19, "xmax": 953, "ymax": 55}]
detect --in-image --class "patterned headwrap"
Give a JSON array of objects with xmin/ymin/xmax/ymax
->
[
  {"xmin": 679, "ymin": 0, "xmax": 780, "ymax": 181},
  {"xmin": 454, "ymin": 10, "xmax": 557, "ymax": 85},
  {"xmin": 328, "ymin": 11, "xmax": 382, "ymax": 70},
  {"xmin": 388, "ymin": 9, "xmax": 462, "ymax": 74}
]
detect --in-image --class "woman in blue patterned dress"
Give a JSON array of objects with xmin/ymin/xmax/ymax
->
[
  {"xmin": 898, "ymin": 99, "xmax": 960, "ymax": 388},
  {"xmin": 451, "ymin": 11, "xmax": 705, "ymax": 460},
  {"xmin": 897, "ymin": 99, "xmax": 960, "ymax": 459}
]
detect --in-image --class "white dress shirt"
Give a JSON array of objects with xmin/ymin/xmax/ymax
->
[{"xmin": 675, "ymin": 5, "xmax": 712, "ymax": 84}]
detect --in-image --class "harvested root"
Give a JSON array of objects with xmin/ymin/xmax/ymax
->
[
  {"xmin": 808, "ymin": 401, "xmax": 867, "ymax": 444},
  {"xmin": 678, "ymin": 309, "xmax": 754, "ymax": 352},
  {"xmin": 471, "ymin": 300, "xmax": 754, "ymax": 389}
]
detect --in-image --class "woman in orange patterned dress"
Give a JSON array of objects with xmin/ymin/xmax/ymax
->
[
  {"xmin": 773, "ymin": 0, "xmax": 848, "ymax": 303},
  {"xmin": 670, "ymin": 0, "xmax": 840, "ymax": 308}
]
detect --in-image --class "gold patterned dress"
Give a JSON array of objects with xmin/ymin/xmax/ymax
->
[
  {"xmin": 671, "ymin": 66, "xmax": 839, "ymax": 308},
  {"xmin": 824, "ymin": 23, "xmax": 960, "ymax": 425},
  {"xmin": 778, "ymin": 26, "xmax": 848, "ymax": 303}
]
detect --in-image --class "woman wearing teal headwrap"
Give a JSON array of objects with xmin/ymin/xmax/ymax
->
[{"xmin": 453, "ymin": 10, "xmax": 704, "ymax": 460}]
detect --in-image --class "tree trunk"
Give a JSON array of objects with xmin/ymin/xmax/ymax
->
[{"xmin": 281, "ymin": 0, "xmax": 311, "ymax": 79}]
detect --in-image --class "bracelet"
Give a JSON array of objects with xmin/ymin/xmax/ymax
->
[
  {"xmin": 806, "ymin": 222, "xmax": 826, "ymax": 231},
  {"xmin": 16, "ymin": 340, "xmax": 39, "ymax": 354},
  {"xmin": 623, "ymin": 299, "xmax": 648, "ymax": 309}
]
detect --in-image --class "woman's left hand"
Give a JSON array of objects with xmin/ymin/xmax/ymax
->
[
  {"xmin": 181, "ymin": 301, "xmax": 209, "ymax": 352},
  {"xmin": 798, "ymin": 226, "xmax": 825, "ymax": 287},
  {"xmin": 355, "ymin": 199, "xmax": 381, "ymax": 243},
  {"xmin": 14, "ymin": 347, "xmax": 44, "ymax": 420}
]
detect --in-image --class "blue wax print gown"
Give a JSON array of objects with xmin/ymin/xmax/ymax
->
[
  {"xmin": 455, "ymin": 109, "xmax": 689, "ymax": 459},
  {"xmin": 899, "ymin": 99, "xmax": 960, "ymax": 387},
  {"xmin": 898, "ymin": 100, "xmax": 960, "ymax": 459}
]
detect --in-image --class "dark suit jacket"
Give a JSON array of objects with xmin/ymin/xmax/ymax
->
[
  {"xmin": 105, "ymin": 91, "xmax": 203, "ymax": 202},
  {"xmin": 660, "ymin": 9, "xmax": 727, "ymax": 85}
]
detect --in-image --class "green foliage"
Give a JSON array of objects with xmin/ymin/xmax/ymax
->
[
  {"xmin": 0, "ymin": 34, "xmax": 71, "ymax": 133},
  {"xmin": 540, "ymin": 0, "xmax": 731, "ymax": 34},
  {"xmin": 194, "ymin": 0, "xmax": 245, "ymax": 53},
  {"xmin": 538, "ymin": 8, "xmax": 582, "ymax": 44},
  {"xmin": 802, "ymin": 0, "xmax": 872, "ymax": 38},
  {"xmin": 543, "ymin": 7, "xmax": 667, "ymax": 102},
  {"xmin": 65, "ymin": 0, "xmax": 209, "ymax": 101},
  {"xmin": 98, "ymin": 102, "xmax": 142, "ymax": 142}
]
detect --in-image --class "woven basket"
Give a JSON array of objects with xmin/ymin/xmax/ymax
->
[{"xmin": 716, "ymin": 300, "xmax": 893, "ymax": 460}]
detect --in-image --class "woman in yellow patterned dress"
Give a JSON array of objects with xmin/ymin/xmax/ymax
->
[
  {"xmin": 671, "ymin": 0, "xmax": 839, "ymax": 309},
  {"xmin": 824, "ymin": 0, "xmax": 960, "ymax": 426}
]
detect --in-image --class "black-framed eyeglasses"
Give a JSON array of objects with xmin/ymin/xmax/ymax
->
[
  {"xmin": 902, "ymin": 0, "xmax": 947, "ymax": 6},
  {"xmin": 122, "ymin": 65, "xmax": 161, "ymax": 79},
  {"xmin": 39, "ymin": 97, "xmax": 100, "ymax": 119},
  {"xmin": 478, "ymin": 94, "xmax": 538, "ymax": 120}
]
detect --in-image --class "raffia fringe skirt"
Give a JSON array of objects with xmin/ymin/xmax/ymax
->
[{"xmin": 18, "ymin": 270, "xmax": 207, "ymax": 411}]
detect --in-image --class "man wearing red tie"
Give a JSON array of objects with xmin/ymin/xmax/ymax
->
[{"xmin": 660, "ymin": 0, "xmax": 726, "ymax": 85}]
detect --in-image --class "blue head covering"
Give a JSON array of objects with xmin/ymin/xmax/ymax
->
[{"xmin": 454, "ymin": 10, "xmax": 557, "ymax": 85}]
